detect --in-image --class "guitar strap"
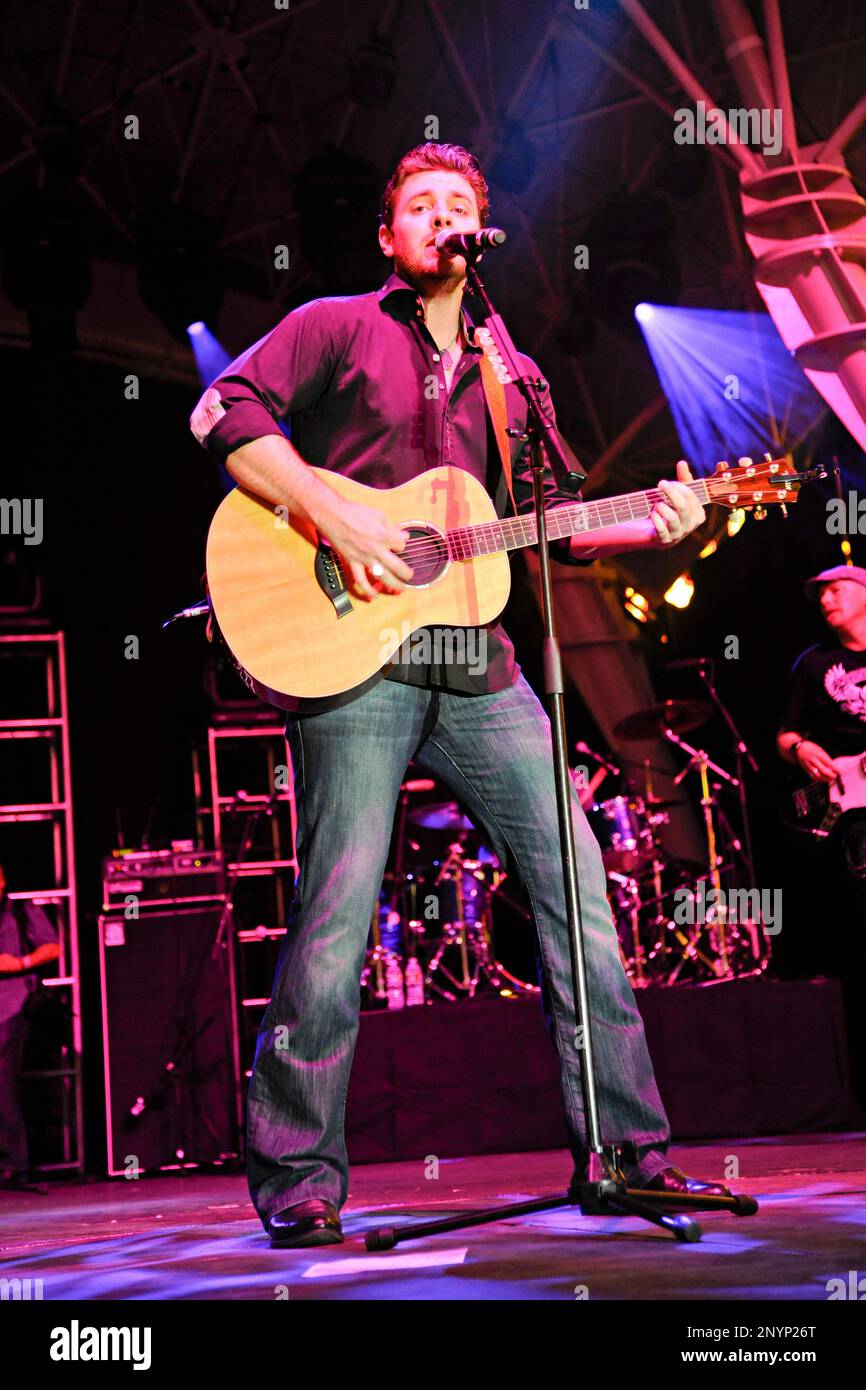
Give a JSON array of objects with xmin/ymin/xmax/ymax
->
[
  {"xmin": 478, "ymin": 352, "xmax": 587, "ymax": 517},
  {"xmin": 478, "ymin": 351, "xmax": 517, "ymax": 518}
]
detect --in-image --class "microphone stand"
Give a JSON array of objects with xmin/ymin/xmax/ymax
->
[
  {"xmin": 695, "ymin": 659, "xmax": 759, "ymax": 893},
  {"xmin": 366, "ymin": 248, "xmax": 756, "ymax": 1250}
]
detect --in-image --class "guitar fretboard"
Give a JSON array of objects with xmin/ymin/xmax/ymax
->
[{"xmin": 445, "ymin": 480, "xmax": 713, "ymax": 559}]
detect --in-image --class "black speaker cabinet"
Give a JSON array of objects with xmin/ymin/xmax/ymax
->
[{"xmin": 99, "ymin": 902, "xmax": 241, "ymax": 1175}]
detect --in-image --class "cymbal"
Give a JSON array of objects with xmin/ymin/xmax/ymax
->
[
  {"xmin": 408, "ymin": 801, "xmax": 475, "ymax": 832},
  {"xmin": 614, "ymin": 699, "xmax": 712, "ymax": 743},
  {"xmin": 401, "ymin": 777, "xmax": 436, "ymax": 793}
]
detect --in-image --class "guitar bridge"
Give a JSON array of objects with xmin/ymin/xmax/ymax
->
[
  {"xmin": 314, "ymin": 538, "xmax": 354, "ymax": 618},
  {"xmin": 818, "ymin": 802, "xmax": 842, "ymax": 834}
]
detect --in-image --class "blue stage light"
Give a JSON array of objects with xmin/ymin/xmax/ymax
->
[
  {"xmin": 186, "ymin": 321, "xmax": 290, "ymax": 495},
  {"xmin": 186, "ymin": 321, "xmax": 232, "ymax": 385},
  {"xmin": 635, "ymin": 304, "xmax": 827, "ymax": 472}
]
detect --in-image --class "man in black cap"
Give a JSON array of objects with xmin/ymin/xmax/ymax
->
[{"xmin": 777, "ymin": 564, "xmax": 866, "ymax": 1107}]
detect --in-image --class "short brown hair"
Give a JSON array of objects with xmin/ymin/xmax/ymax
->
[{"xmin": 379, "ymin": 142, "xmax": 490, "ymax": 229}]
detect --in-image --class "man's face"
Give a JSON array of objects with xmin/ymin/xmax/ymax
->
[
  {"xmin": 818, "ymin": 579, "xmax": 866, "ymax": 631},
  {"xmin": 378, "ymin": 168, "xmax": 481, "ymax": 286}
]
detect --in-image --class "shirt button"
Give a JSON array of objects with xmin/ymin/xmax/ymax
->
[{"xmin": 433, "ymin": 353, "xmax": 440, "ymax": 361}]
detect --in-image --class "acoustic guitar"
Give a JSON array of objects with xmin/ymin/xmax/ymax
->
[{"xmin": 205, "ymin": 455, "xmax": 816, "ymax": 707}]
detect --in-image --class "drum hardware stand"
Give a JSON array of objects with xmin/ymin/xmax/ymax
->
[
  {"xmin": 366, "ymin": 249, "xmax": 757, "ymax": 1250},
  {"xmin": 607, "ymin": 871, "xmax": 648, "ymax": 986},
  {"xmin": 422, "ymin": 844, "xmax": 477, "ymax": 1000},
  {"xmin": 711, "ymin": 796, "xmax": 771, "ymax": 974},
  {"xmin": 667, "ymin": 660, "xmax": 769, "ymax": 978},
  {"xmin": 648, "ymin": 851, "xmax": 672, "ymax": 965},
  {"xmin": 661, "ymin": 856, "xmax": 770, "ymax": 985},
  {"xmin": 666, "ymin": 731, "xmax": 739, "ymax": 975},
  {"xmin": 360, "ymin": 913, "xmax": 389, "ymax": 1001},
  {"xmin": 664, "ymin": 914, "xmax": 729, "ymax": 985},
  {"xmin": 641, "ymin": 758, "xmax": 673, "ymax": 965},
  {"xmin": 422, "ymin": 843, "xmax": 537, "ymax": 1000},
  {"xmin": 611, "ymin": 867, "xmax": 723, "ymax": 984},
  {"xmin": 664, "ymin": 728, "xmax": 769, "ymax": 981},
  {"xmin": 423, "ymin": 919, "xmax": 484, "ymax": 1000},
  {"xmin": 691, "ymin": 658, "xmax": 760, "ymax": 892}
]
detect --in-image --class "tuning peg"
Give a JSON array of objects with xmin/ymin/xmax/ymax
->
[
  {"xmin": 763, "ymin": 452, "xmax": 773, "ymax": 462},
  {"xmin": 780, "ymin": 504, "xmax": 788, "ymax": 518},
  {"xmin": 754, "ymin": 506, "xmax": 768, "ymax": 521}
]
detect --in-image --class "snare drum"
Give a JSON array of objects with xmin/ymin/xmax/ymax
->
[{"xmin": 586, "ymin": 795, "xmax": 654, "ymax": 874}]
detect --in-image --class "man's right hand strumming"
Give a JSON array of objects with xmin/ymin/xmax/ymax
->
[
  {"xmin": 316, "ymin": 496, "xmax": 413, "ymax": 601},
  {"xmin": 794, "ymin": 740, "xmax": 838, "ymax": 784},
  {"xmin": 222, "ymin": 436, "xmax": 414, "ymax": 602}
]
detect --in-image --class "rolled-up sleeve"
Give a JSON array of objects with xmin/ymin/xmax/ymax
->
[
  {"xmin": 190, "ymin": 298, "xmax": 342, "ymax": 464},
  {"xmin": 511, "ymin": 366, "xmax": 593, "ymax": 568}
]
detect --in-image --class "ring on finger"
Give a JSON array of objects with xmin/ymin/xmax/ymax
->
[{"xmin": 369, "ymin": 562, "xmax": 385, "ymax": 579}]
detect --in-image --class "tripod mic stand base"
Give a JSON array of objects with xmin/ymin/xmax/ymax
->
[{"xmin": 364, "ymin": 1154, "xmax": 759, "ymax": 1250}]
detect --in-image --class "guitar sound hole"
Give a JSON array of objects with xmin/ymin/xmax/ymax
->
[{"xmin": 402, "ymin": 524, "xmax": 448, "ymax": 587}]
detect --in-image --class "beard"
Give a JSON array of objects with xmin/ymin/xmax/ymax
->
[{"xmin": 397, "ymin": 245, "xmax": 466, "ymax": 293}]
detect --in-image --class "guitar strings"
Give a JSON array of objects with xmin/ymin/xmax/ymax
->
[
  {"xmin": 391, "ymin": 482, "xmax": 694, "ymax": 561},
  {"xmin": 372, "ymin": 470, "xmax": 785, "ymax": 563}
]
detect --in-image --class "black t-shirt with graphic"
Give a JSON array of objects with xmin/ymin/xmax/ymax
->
[{"xmin": 780, "ymin": 643, "xmax": 866, "ymax": 757}]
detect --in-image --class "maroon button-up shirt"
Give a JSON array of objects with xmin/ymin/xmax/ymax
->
[{"xmin": 192, "ymin": 271, "xmax": 591, "ymax": 705}]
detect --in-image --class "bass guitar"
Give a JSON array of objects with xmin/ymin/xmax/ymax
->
[{"xmin": 786, "ymin": 752, "xmax": 866, "ymax": 836}]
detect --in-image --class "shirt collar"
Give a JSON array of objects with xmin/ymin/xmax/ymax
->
[{"xmin": 377, "ymin": 270, "xmax": 482, "ymax": 350}]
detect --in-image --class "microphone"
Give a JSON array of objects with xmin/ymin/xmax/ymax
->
[{"xmin": 434, "ymin": 228, "xmax": 507, "ymax": 258}]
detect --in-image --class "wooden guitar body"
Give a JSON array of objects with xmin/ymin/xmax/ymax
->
[{"xmin": 205, "ymin": 466, "xmax": 511, "ymax": 705}]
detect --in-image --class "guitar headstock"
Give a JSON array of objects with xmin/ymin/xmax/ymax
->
[{"xmin": 702, "ymin": 454, "xmax": 827, "ymax": 517}]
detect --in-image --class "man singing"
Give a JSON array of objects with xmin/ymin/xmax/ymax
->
[{"xmin": 192, "ymin": 142, "xmax": 730, "ymax": 1247}]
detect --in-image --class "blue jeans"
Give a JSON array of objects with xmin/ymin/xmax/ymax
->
[{"xmin": 246, "ymin": 674, "xmax": 671, "ymax": 1223}]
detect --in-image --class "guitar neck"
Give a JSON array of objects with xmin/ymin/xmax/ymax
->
[{"xmin": 448, "ymin": 480, "xmax": 713, "ymax": 557}]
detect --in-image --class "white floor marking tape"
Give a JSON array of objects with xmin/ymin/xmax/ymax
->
[{"xmin": 302, "ymin": 1246, "xmax": 469, "ymax": 1278}]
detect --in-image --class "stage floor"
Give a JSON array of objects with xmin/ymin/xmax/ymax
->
[{"xmin": 2, "ymin": 1132, "xmax": 865, "ymax": 1301}]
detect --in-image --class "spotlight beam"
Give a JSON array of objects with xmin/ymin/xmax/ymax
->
[{"xmin": 634, "ymin": 304, "xmax": 826, "ymax": 469}]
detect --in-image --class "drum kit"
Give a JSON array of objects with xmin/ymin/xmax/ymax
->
[
  {"xmin": 362, "ymin": 781, "xmax": 540, "ymax": 1005},
  {"xmin": 361, "ymin": 697, "xmax": 770, "ymax": 1007}
]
